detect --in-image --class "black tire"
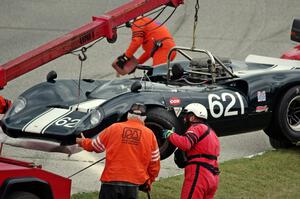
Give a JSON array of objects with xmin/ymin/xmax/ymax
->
[
  {"xmin": 264, "ymin": 126, "xmax": 293, "ymax": 149},
  {"xmin": 277, "ymin": 86, "xmax": 300, "ymax": 142},
  {"xmin": 264, "ymin": 86, "xmax": 300, "ymax": 145},
  {"xmin": 269, "ymin": 136, "xmax": 293, "ymax": 149},
  {"xmin": 7, "ymin": 191, "xmax": 40, "ymax": 199},
  {"xmin": 145, "ymin": 107, "xmax": 183, "ymax": 160}
]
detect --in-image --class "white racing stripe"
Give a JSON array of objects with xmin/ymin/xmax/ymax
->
[
  {"xmin": 23, "ymin": 108, "xmax": 73, "ymax": 134},
  {"xmin": 22, "ymin": 108, "xmax": 54, "ymax": 133},
  {"xmin": 70, "ymin": 99, "xmax": 106, "ymax": 112},
  {"xmin": 22, "ymin": 99, "xmax": 107, "ymax": 134}
]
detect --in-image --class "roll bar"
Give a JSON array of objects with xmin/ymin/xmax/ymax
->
[{"xmin": 166, "ymin": 46, "xmax": 236, "ymax": 84}]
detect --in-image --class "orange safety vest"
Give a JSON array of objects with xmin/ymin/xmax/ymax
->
[
  {"xmin": 80, "ymin": 119, "xmax": 160, "ymax": 185},
  {"xmin": 125, "ymin": 17, "xmax": 176, "ymax": 66}
]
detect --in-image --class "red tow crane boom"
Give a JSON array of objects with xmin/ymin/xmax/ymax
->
[{"xmin": 0, "ymin": 0, "xmax": 184, "ymax": 89}]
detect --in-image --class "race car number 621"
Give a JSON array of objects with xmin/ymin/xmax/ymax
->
[{"xmin": 208, "ymin": 92, "xmax": 244, "ymax": 118}]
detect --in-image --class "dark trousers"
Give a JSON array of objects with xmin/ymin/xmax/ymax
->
[{"xmin": 99, "ymin": 183, "xmax": 138, "ymax": 199}]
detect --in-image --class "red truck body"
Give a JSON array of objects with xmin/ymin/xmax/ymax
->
[{"xmin": 0, "ymin": 156, "xmax": 71, "ymax": 199}]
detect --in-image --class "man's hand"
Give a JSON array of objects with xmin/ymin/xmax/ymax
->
[
  {"xmin": 162, "ymin": 127, "xmax": 175, "ymax": 139},
  {"xmin": 76, "ymin": 133, "xmax": 86, "ymax": 146},
  {"xmin": 116, "ymin": 54, "xmax": 130, "ymax": 69}
]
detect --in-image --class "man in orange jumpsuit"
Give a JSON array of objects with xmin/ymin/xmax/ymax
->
[
  {"xmin": 163, "ymin": 103, "xmax": 220, "ymax": 199},
  {"xmin": 115, "ymin": 17, "xmax": 176, "ymax": 69},
  {"xmin": 76, "ymin": 103, "xmax": 160, "ymax": 199}
]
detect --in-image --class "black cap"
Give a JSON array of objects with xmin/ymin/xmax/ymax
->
[{"xmin": 129, "ymin": 103, "xmax": 146, "ymax": 116}]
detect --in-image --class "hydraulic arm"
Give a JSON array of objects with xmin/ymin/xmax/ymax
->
[{"xmin": 0, "ymin": 0, "xmax": 184, "ymax": 89}]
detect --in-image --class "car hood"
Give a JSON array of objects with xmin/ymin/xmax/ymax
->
[{"xmin": 1, "ymin": 78, "xmax": 178, "ymax": 143}]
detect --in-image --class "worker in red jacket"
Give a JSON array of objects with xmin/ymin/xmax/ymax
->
[
  {"xmin": 163, "ymin": 103, "xmax": 220, "ymax": 199},
  {"xmin": 0, "ymin": 95, "xmax": 12, "ymax": 154},
  {"xmin": 0, "ymin": 96, "xmax": 11, "ymax": 114},
  {"xmin": 76, "ymin": 103, "xmax": 160, "ymax": 199},
  {"xmin": 115, "ymin": 16, "xmax": 176, "ymax": 69}
]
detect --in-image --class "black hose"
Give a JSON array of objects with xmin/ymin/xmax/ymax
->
[
  {"xmin": 67, "ymin": 157, "xmax": 105, "ymax": 178},
  {"xmin": 147, "ymin": 191, "xmax": 151, "ymax": 199}
]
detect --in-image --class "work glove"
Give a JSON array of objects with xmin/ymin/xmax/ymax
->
[
  {"xmin": 139, "ymin": 180, "xmax": 151, "ymax": 192},
  {"xmin": 162, "ymin": 127, "xmax": 175, "ymax": 139},
  {"xmin": 116, "ymin": 53, "xmax": 130, "ymax": 69}
]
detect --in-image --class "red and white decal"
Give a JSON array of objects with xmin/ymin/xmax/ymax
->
[
  {"xmin": 257, "ymin": 91, "xmax": 266, "ymax": 102},
  {"xmin": 169, "ymin": 97, "xmax": 181, "ymax": 106},
  {"xmin": 173, "ymin": 107, "xmax": 183, "ymax": 117},
  {"xmin": 256, "ymin": 105, "xmax": 269, "ymax": 113}
]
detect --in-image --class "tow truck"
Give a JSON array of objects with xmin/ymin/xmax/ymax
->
[{"xmin": 0, "ymin": 0, "xmax": 185, "ymax": 198}]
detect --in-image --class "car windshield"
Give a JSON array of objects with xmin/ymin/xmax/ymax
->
[
  {"xmin": 89, "ymin": 79, "xmax": 134, "ymax": 99},
  {"xmin": 88, "ymin": 78, "xmax": 181, "ymax": 99}
]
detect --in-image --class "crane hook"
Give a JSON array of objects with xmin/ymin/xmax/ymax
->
[{"xmin": 78, "ymin": 47, "xmax": 87, "ymax": 61}]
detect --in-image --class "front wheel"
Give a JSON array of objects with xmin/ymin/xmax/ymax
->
[{"xmin": 145, "ymin": 107, "xmax": 183, "ymax": 160}]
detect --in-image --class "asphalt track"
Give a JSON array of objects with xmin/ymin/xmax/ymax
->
[{"xmin": 0, "ymin": 0, "xmax": 299, "ymax": 194}]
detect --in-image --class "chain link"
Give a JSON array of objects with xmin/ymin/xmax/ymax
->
[{"xmin": 192, "ymin": 0, "xmax": 200, "ymax": 49}]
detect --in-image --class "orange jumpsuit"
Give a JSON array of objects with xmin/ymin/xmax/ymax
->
[
  {"xmin": 125, "ymin": 17, "xmax": 176, "ymax": 66},
  {"xmin": 80, "ymin": 118, "xmax": 160, "ymax": 185}
]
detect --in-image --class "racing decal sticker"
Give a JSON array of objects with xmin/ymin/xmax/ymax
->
[
  {"xmin": 169, "ymin": 97, "xmax": 181, "ymax": 106},
  {"xmin": 55, "ymin": 117, "xmax": 81, "ymax": 128},
  {"xmin": 173, "ymin": 107, "xmax": 183, "ymax": 117},
  {"xmin": 257, "ymin": 91, "xmax": 266, "ymax": 102},
  {"xmin": 46, "ymin": 111, "xmax": 86, "ymax": 133},
  {"xmin": 80, "ymin": 31, "xmax": 95, "ymax": 45},
  {"xmin": 122, "ymin": 127, "xmax": 142, "ymax": 145},
  {"xmin": 256, "ymin": 105, "xmax": 269, "ymax": 113},
  {"xmin": 208, "ymin": 92, "xmax": 245, "ymax": 118}
]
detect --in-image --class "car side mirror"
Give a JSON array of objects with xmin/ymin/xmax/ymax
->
[
  {"xmin": 46, "ymin": 71, "xmax": 57, "ymax": 83},
  {"xmin": 131, "ymin": 81, "xmax": 142, "ymax": 92},
  {"xmin": 291, "ymin": 18, "xmax": 300, "ymax": 42}
]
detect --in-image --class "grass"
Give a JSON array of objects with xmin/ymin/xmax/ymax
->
[{"xmin": 72, "ymin": 147, "xmax": 300, "ymax": 199}]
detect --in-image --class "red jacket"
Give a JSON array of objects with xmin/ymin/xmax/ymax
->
[
  {"xmin": 80, "ymin": 118, "xmax": 160, "ymax": 185},
  {"xmin": 0, "ymin": 96, "xmax": 11, "ymax": 114},
  {"xmin": 169, "ymin": 123, "xmax": 220, "ymax": 167}
]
